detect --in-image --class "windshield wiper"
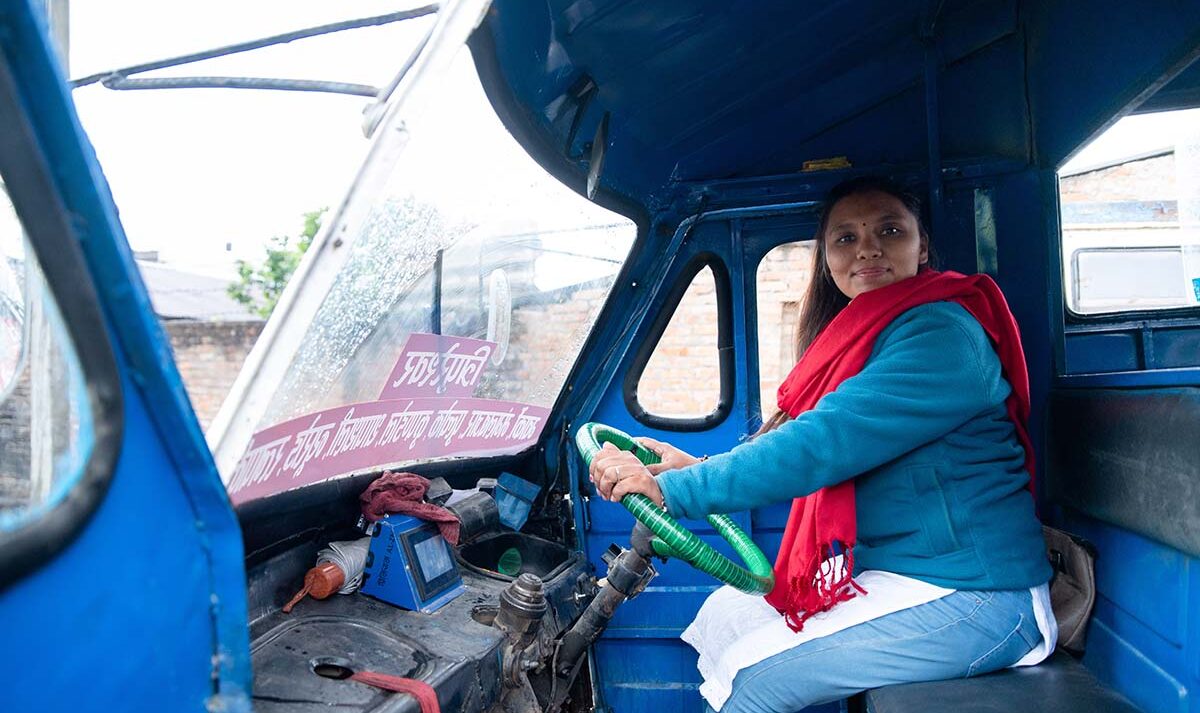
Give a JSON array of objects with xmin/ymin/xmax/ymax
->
[{"xmin": 69, "ymin": 5, "xmax": 438, "ymax": 99}]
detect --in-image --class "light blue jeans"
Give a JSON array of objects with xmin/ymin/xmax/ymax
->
[{"xmin": 706, "ymin": 588, "xmax": 1040, "ymax": 713}]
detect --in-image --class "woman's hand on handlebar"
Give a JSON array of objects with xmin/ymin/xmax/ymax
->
[
  {"xmin": 634, "ymin": 437, "xmax": 701, "ymax": 475},
  {"xmin": 610, "ymin": 469, "xmax": 664, "ymax": 508},
  {"xmin": 589, "ymin": 443, "xmax": 663, "ymax": 507}
]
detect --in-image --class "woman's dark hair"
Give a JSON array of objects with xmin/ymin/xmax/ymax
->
[{"xmin": 755, "ymin": 176, "xmax": 935, "ymax": 436}]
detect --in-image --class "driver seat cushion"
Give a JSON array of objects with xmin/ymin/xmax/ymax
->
[{"xmin": 861, "ymin": 651, "xmax": 1141, "ymax": 713}]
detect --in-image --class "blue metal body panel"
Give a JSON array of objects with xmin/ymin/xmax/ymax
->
[
  {"xmin": 3, "ymin": 372, "xmax": 240, "ymax": 710},
  {"xmin": 1064, "ymin": 322, "xmax": 1200, "ymax": 376},
  {"xmin": 1027, "ymin": 0, "xmax": 1200, "ymax": 167},
  {"xmin": 583, "ymin": 220, "xmax": 751, "ymax": 707},
  {"xmin": 483, "ymin": 0, "xmax": 1200, "ymax": 207},
  {"xmin": 483, "ymin": 0, "xmax": 1037, "ymax": 206},
  {"xmin": 1057, "ymin": 369, "xmax": 1200, "ymax": 389},
  {"xmin": 1063, "ymin": 512, "xmax": 1199, "ymax": 713},
  {"xmin": 1065, "ymin": 333, "xmax": 1144, "ymax": 375},
  {"xmin": 0, "ymin": 1, "xmax": 250, "ymax": 709}
]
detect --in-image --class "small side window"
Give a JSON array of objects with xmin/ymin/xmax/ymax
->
[
  {"xmin": 0, "ymin": 190, "xmax": 95, "ymax": 531},
  {"xmin": 1058, "ymin": 107, "xmax": 1200, "ymax": 317},
  {"xmin": 626, "ymin": 257, "xmax": 732, "ymax": 430},
  {"xmin": 756, "ymin": 240, "xmax": 816, "ymax": 421},
  {"xmin": 1070, "ymin": 246, "xmax": 1190, "ymax": 312},
  {"xmin": 637, "ymin": 267, "xmax": 720, "ymax": 417},
  {"xmin": 0, "ymin": 60, "xmax": 121, "ymax": 586}
]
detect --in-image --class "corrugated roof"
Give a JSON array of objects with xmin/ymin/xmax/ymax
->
[
  {"xmin": 1059, "ymin": 148, "xmax": 1174, "ymax": 178},
  {"xmin": 136, "ymin": 260, "xmax": 262, "ymax": 321}
]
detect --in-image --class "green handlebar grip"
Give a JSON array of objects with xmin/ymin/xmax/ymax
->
[{"xmin": 575, "ymin": 422, "xmax": 775, "ymax": 595}]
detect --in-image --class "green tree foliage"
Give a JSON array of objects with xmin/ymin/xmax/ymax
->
[{"xmin": 228, "ymin": 208, "xmax": 326, "ymax": 318}]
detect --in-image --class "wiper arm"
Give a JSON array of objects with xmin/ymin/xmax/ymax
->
[
  {"xmin": 98, "ymin": 76, "xmax": 380, "ymax": 97},
  {"xmin": 70, "ymin": 5, "xmax": 439, "ymax": 98}
]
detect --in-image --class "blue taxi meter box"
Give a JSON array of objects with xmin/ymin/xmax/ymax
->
[{"xmin": 361, "ymin": 514, "xmax": 464, "ymax": 613}]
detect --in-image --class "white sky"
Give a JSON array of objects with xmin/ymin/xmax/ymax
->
[
  {"xmin": 66, "ymin": 1, "xmax": 631, "ymax": 281},
  {"xmin": 1060, "ymin": 107, "xmax": 1200, "ymax": 175},
  {"xmin": 69, "ymin": 2, "xmax": 432, "ymax": 276}
]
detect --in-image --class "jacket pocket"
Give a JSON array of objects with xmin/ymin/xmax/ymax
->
[{"xmin": 908, "ymin": 465, "xmax": 962, "ymax": 556}]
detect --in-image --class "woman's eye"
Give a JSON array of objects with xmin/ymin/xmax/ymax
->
[
  {"xmin": 836, "ymin": 233, "xmax": 855, "ymax": 244},
  {"xmin": 881, "ymin": 225, "xmax": 901, "ymax": 236}
]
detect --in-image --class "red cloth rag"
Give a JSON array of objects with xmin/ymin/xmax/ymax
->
[
  {"xmin": 350, "ymin": 671, "xmax": 440, "ymax": 713},
  {"xmin": 762, "ymin": 270, "xmax": 1035, "ymax": 632},
  {"xmin": 360, "ymin": 471, "xmax": 461, "ymax": 545}
]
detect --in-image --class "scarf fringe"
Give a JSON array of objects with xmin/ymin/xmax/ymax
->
[{"xmin": 780, "ymin": 543, "xmax": 867, "ymax": 633}]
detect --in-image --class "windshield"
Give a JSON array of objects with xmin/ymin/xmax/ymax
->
[{"xmin": 222, "ymin": 42, "xmax": 635, "ymax": 504}]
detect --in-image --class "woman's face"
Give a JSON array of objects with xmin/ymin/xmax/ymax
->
[{"xmin": 822, "ymin": 190, "xmax": 928, "ymax": 300}]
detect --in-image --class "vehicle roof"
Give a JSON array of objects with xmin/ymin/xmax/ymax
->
[{"xmin": 472, "ymin": 0, "xmax": 1200, "ymax": 214}]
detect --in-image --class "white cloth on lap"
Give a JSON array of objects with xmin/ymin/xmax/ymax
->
[{"xmin": 682, "ymin": 567, "xmax": 1056, "ymax": 711}]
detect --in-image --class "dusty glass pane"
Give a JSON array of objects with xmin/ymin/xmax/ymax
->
[
  {"xmin": 224, "ymin": 46, "xmax": 635, "ymax": 502},
  {"xmin": 0, "ymin": 188, "xmax": 94, "ymax": 529},
  {"xmin": 1072, "ymin": 247, "xmax": 1188, "ymax": 311},
  {"xmin": 638, "ymin": 267, "xmax": 720, "ymax": 419},
  {"xmin": 257, "ymin": 55, "xmax": 636, "ymax": 426}
]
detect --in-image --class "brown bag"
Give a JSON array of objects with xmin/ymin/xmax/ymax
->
[{"xmin": 1043, "ymin": 525, "xmax": 1098, "ymax": 656}]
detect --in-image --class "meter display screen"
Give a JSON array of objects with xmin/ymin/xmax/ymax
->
[
  {"xmin": 399, "ymin": 524, "xmax": 461, "ymax": 601},
  {"xmin": 414, "ymin": 534, "xmax": 454, "ymax": 579}
]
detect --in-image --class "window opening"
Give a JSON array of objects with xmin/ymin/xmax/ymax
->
[
  {"xmin": 1058, "ymin": 107, "xmax": 1200, "ymax": 316},
  {"xmin": 636, "ymin": 266, "xmax": 721, "ymax": 419},
  {"xmin": 756, "ymin": 241, "xmax": 815, "ymax": 421}
]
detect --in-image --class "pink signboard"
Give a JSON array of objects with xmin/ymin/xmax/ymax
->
[
  {"xmin": 379, "ymin": 333, "xmax": 496, "ymax": 400},
  {"xmin": 228, "ymin": 397, "xmax": 550, "ymax": 504}
]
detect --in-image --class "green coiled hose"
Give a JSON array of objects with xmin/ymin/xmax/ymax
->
[{"xmin": 575, "ymin": 422, "xmax": 775, "ymax": 596}]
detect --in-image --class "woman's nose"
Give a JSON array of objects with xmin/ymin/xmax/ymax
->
[{"xmin": 856, "ymin": 235, "xmax": 882, "ymax": 258}]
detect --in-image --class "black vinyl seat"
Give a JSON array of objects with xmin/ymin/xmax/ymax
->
[{"xmin": 862, "ymin": 651, "xmax": 1141, "ymax": 713}]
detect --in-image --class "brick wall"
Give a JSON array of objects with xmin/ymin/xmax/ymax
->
[
  {"xmin": 0, "ymin": 369, "xmax": 31, "ymax": 506},
  {"xmin": 486, "ymin": 286, "xmax": 611, "ymax": 404},
  {"xmin": 639, "ymin": 267, "xmax": 722, "ymax": 417},
  {"xmin": 753, "ymin": 243, "xmax": 815, "ymax": 416},
  {"xmin": 165, "ymin": 320, "xmax": 264, "ymax": 429}
]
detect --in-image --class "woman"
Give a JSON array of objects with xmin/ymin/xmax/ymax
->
[{"xmin": 589, "ymin": 176, "xmax": 1054, "ymax": 712}]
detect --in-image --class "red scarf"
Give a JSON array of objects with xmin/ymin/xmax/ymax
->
[{"xmin": 762, "ymin": 270, "xmax": 1035, "ymax": 632}]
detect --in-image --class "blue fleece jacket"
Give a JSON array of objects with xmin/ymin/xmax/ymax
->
[{"xmin": 656, "ymin": 301, "xmax": 1050, "ymax": 591}]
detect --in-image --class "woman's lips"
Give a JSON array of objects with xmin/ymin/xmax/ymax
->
[{"xmin": 854, "ymin": 267, "xmax": 889, "ymax": 278}]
